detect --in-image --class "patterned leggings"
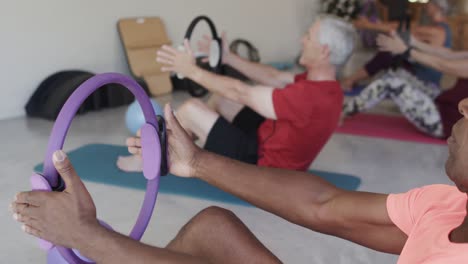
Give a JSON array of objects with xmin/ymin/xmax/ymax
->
[{"xmin": 343, "ymin": 69, "xmax": 444, "ymax": 138}]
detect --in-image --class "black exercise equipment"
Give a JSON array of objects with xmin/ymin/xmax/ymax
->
[
  {"xmin": 173, "ymin": 15, "xmax": 223, "ymax": 97},
  {"xmin": 183, "ymin": 15, "xmax": 223, "ymax": 72},
  {"xmin": 25, "ymin": 71, "xmax": 148, "ymax": 120},
  {"xmin": 229, "ymin": 39, "xmax": 260, "ymax": 63}
]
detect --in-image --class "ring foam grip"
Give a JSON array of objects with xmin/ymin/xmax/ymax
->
[
  {"xmin": 183, "ymin": 15, "xmax": 223, "ymax": 71},
  {"xmin": 141, "ymin": 123, "xmax": 161, "ymax": 180},
  {"xmin": 30, "ymin": 173, "xmax": 54, "ymax": 251},
  {"xmin": 209, "ymin": 40, "xmax": 221, "ymax": 68}
]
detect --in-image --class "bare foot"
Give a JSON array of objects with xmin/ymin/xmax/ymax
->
[{"xmin": 116, "ymin": 155, "xmax": 143, "ymax": 172}]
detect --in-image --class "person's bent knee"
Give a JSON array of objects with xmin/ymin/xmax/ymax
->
[
  {"xmin": 174, "ymin": 206, "xmax": 236, "ymax": 244},
  {"xmin": 177, "ymin": 99, "xmax": 206, "ymax": 126},
  {"xmin": 193, "ymin": 206, "xmax": 237, "ymax": 226},
  {"xmin": 179, "ymin": 98, "xmax": 205, "ymax": 113}
]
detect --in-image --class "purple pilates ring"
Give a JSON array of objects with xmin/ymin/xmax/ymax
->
[{"xmin": 30, "ymin": 73, "xmax": 162, "ymax": 264}]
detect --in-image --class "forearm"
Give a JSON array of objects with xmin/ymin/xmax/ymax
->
[
  {"xmin": 413, "ymin": 38, "xmax": 468, "ymax": 59},
  {"xmin": 225, "ymin": 53, "xmax": 293, "ymax": 88},
  {"xmin": 410, "ymin": 49, "xmax": 446, "ymax": 71},
  {"xmin": 194, "ymin": 151, "xmax": 341, "ymax": 228},
  {"xmin": 410, "ymin": 49, "xmax": 468, "ymax": 78},
  {"xmin": 187, "ymin": 65, "xmax": 248, "ymax": 104},
  {"xmin": 79, "ymin": 226, "xmax": 205, "ymax": 264}
]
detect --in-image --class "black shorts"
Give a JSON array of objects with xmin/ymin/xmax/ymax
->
[{"xmin": 204, "ymin": 107, "xmax": 265, "ymax": 164}]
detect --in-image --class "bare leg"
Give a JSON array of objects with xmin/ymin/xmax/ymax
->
[
  {"xmin": 176, "ymin": 98, "xmax": 220, "ymax": 147},
  {"xmin": 167, "ymin": 206, "xmax": 282, "ymax": 264}
]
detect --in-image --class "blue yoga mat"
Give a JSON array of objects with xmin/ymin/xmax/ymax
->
[{"xmin": 34, "ymin": 144, "xmax": 361, "ymax": 206}]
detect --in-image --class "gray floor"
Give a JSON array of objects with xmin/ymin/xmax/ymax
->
[{"xmin": 0, "ymin": 90, "xmax": 452, "ymax": 263}]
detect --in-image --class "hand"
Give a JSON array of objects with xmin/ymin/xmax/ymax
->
[
  {"xmin": 165, "ymin": 104, "xmax": 202, "ymax": 177},
  {"xmin": 125, "ymin": 104, "xmax": 203, "ymax": 178},
  {"xmin": 157, "ymin": 40, "xmax": 197, "ymax": 77},
  {"xmin": 10, "ymin": 150, "xmax": 99, "ymax": 249},
  {"xmin": 377, "ymin": 31, "xmax": 408, "ymax": 55},
  {"xmin": 197, "ymin": 31, "xmax": 231, "ymax": 64}
]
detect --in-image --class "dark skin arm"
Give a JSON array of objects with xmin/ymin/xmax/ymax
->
[
  {"xmin": 12, "ymin": 104, "xmax": 407, "ymax": 262},
  {"xmin": 11, "ymin": 145, "xmax": 206, "ymax": 264},
  {"xmin": 130, "ymin": 107, "xmax": 409, "ymax": 254},
  {"xmin": 192, "ymin": 152, "xmax": 406, "ymax": 254}
]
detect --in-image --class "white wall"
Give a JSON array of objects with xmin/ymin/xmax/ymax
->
[{"xmin": 0, "ymin": 0, "xmax": 320, "ymax": 120}]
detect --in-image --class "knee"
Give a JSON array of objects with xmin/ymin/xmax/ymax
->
[
  {"xmin": 178, "ymin": 98, "xmax": 204, "ymax": 115},
  {"xmin": 192, "ymin": 206, "xmax": 237, "ymax": 228},
  {"xmin": 181, "ymin": 206, "xmax": 237, "ymax": 237},
  {"xmin": 177, "ymin": 98, "xmax": 206, "ymax": 124}
]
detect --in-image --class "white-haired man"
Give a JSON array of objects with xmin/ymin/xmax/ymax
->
[{"xmin": 152, "ymin": 16, "xmax": 356, "ymax": 171}]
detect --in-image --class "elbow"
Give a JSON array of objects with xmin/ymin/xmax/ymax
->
[
  {"xmin": 292, "ymin": 197, "xmax": 335, "ymax": 232},
  {"xmin": 292, "ymin": 202, "xmax": 335, "ymax": 234},
  {"xmin": 295, "ymin": 189, "xmax": 345, "ymax": 233}
]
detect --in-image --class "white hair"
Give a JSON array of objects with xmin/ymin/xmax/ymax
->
[{"xmin": 317, "ymin": 15, "xmax": 356, "ymax": 68}]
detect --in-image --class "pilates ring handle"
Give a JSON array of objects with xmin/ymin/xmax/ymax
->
[{"xmin": 30, "ymin": 73, "xmax": 164, "ymax": 264}]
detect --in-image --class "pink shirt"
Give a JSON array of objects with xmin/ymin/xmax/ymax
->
[{"xmin": 387, "ymin": 184, "xmax": 468, "ymax": 263}]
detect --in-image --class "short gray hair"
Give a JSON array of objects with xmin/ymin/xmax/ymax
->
[{"xmin": 317, "ymin": 15, "xmax": 356, "ymax": 67}]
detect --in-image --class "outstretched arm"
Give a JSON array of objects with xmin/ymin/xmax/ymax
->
[
  {"xmin": 129, "ymin": 105, "xmax": 409, "ymax": 255},
  {"xmin": 378, "ymin": 31, "xmax": 468, "ymax": 78},
  {"xmin": 411, "ymin": 36, "xmax": 468, "ymax": 60},
  {"xmin": 224, "ymin": 54, "xmax": 295, "ymax": 88},
  {"xmin": 11, "ymin": 151, "xmax": 206, "ymax": 264},
  {"xmin": 158, "ymin": 40, "xmax": 277, "ymax": 119},
  {"xmin": 197, "ymin": 33, "xmax": 295, "ymax": 88}
]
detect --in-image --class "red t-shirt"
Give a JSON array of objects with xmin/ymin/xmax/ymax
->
[{"xmin": 257, "ymin": 73, "xmax": 343, "ymax": 171}]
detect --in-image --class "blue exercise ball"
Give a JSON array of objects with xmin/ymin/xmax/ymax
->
[{"xmin": 126, "ymin": 99, "xmax": 164, "ymax": 135}]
